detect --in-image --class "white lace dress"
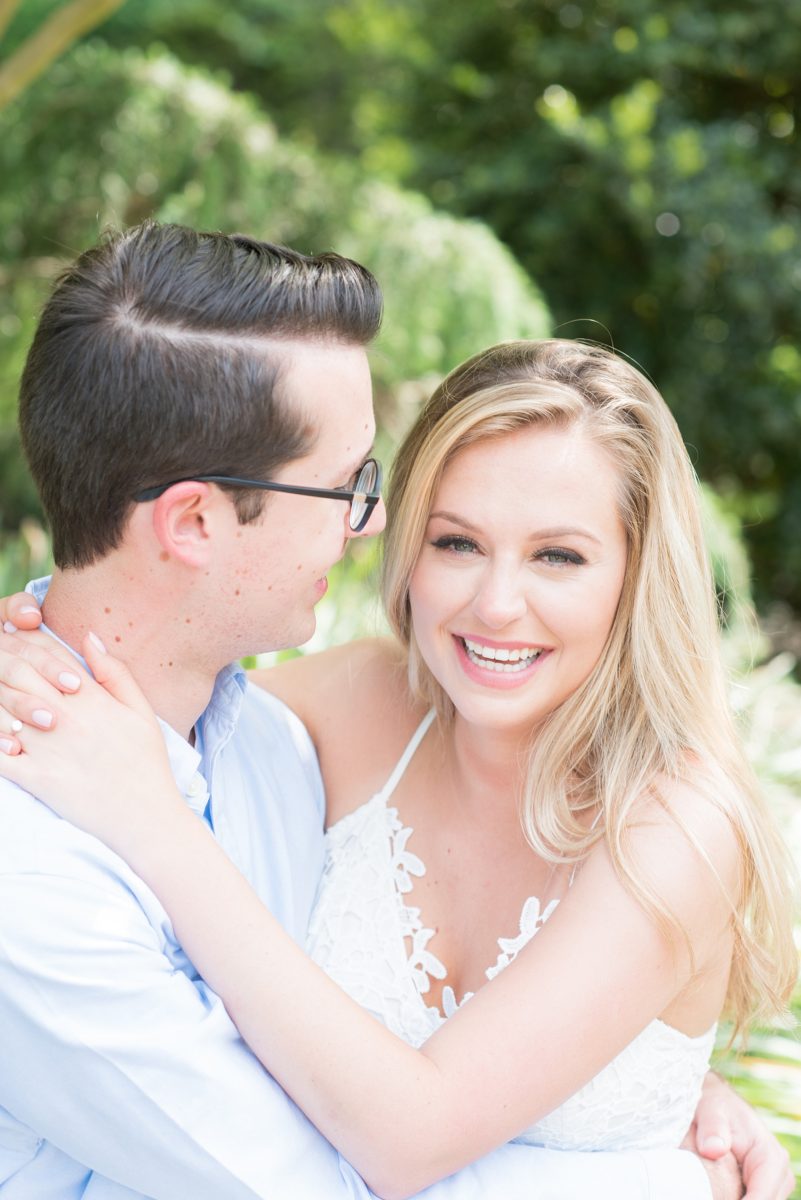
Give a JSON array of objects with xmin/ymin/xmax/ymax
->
[{"xmin": 306, "ymin": 711, "xmax": 716, "ymax": 1151}]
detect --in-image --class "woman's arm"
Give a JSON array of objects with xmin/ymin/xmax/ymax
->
[{"xmin": 0, "ymin": 637, "xmax": 741, "ymax": 1200}]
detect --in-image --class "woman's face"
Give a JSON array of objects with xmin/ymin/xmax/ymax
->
[{"xmin": 408, "ymin": 422, "xmax": 629, "ymax": 738}]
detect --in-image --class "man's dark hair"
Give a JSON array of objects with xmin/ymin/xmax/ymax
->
[{"xmin": 19, "ymin": 221, "xmax": 383, "ymax": 568}]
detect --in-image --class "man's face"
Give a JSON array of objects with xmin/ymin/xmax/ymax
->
[{"xmin": 219, "ymin": 339, "xmax": 385, "ymax": 654}]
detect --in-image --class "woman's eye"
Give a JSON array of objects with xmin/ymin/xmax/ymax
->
[
  {"xmin": 536, "ymin": 548, "xmax": 585, "ymax": 567},
  {"xmin": 432, "ymin": 535, "xmax": 479, "ymax": 555}
]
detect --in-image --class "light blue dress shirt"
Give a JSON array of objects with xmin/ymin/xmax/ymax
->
[{"xmin": 0, "ymin": 578, "xmax": 710, "ymax": 1199}]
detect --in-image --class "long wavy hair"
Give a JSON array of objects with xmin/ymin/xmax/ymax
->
[{"xmin": 381, "ymin": 338, "xmax": 797, "ymax": 1034}]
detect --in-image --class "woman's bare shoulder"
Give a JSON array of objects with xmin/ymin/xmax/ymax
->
[
  {"xmin": 251, "ymin": 638, "xmax": 428, "ymax": 825},
  {"xmin": 248, "ymin": 637, "xmax": 419, "ymax": 747},
  {"xmin": 625, "ymin": 767, "xmax": 744, "ymax": 923}
]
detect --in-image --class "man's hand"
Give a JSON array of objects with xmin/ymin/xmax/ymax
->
[{"xmin": 685, "ymin": 1072, "xmax": 794, "ymax": 1200}]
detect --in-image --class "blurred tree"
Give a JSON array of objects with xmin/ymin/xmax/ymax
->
[
  {"xmin": 365, "ymin": 0, "xmax": 801, "ymax": 615},
  {"xmin": 0, "ymin": 0, "xmax": 126, "ymax": 109},
  {"xmin": 0, "ymin": 41, "xmax": 549, "ymax": 526},
  {"xmin": 68, "ymin": 0, "xmax": 801, "ymax": 615}
]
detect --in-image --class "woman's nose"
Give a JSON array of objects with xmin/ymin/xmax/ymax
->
[{"xmin": 471, "ymin": 563, "xmax": 528, "ymax": 629}]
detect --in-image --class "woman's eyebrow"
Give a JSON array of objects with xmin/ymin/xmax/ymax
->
[
  {"xmin": 428, "ymin": 510, "xmax": 480, "ymax": 531},
  {"xmin": 527, "ymin": 525, "xmax": 602, "ymax": 545},
  {"xmin": 428, "ymin": 512, "xmax": 601, "ymax": 545}
]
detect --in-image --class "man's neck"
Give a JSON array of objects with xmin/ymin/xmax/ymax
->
[{"xmin": 42, "ymin": 566, "xmax": 224, "ymax": 740}]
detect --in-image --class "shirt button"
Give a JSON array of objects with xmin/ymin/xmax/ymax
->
[{"xmin": 186, "ymin": 776, "xmax": 206, "ymax": 798}]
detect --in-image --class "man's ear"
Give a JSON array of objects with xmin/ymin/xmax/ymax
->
[{"xmin": 150, "ymin": 482, "xmax": 221, "ymax": 567}]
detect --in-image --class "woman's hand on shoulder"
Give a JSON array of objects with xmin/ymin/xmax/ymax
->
[
  {"xmin": 0, "ymin": 633, "xmax": 186, "ymax": 860},
  {"xmin": 0, "ymin": 589, "xmax": 64, "ymax": 751},
  {"xmin": 0, "ymin": 625, "xmax": 88, "ymax": 752}
]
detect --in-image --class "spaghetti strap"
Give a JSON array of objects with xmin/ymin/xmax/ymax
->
[{"xmin": 378, "ymin": 709, "xmax": 436, "ymax": 802}]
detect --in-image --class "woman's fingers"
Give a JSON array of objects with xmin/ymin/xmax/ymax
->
[
  {"xmin": 0, "ymin": 638, "xmax": 88, "ymax": 734},
  {"xmin": 0, "ymin": 631, "xmax": 86, "ymax": 710},
  {"xmin": 0, "ymin": 632, "xmax": 155, "ymax": 743},
  {"xmin": 82, "ymin": 633, "xmax": 156, "ymax": 721},
  {"xmin": 0, "ymin": 643, "xmax": 172, "ymax": 845},
  {"xmin": 0, "ymin": 592, "xmax": 42, "ymax": 630},
  {"xmin": 0, "ymin": 710, "xmax": 23, "ymax": 754},
  {"xmin": 0, "ymin": 681, "xmax": 60, "ymax": 733},
  {"xmin": 0, "ymin": 626, "xmax": 82, "ymax": 671}
]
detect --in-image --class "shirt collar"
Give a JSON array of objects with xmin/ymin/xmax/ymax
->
[{"xmin": 25, "ymin": 575, "xmax": 247, "ymax": 816}]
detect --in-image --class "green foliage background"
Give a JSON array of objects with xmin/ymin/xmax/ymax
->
[
  {"xmin": 15, "ymin": 0, "xmax": 798, "ymax": 615},
  {"xmin": 0, "ymin": 2, "xmax": 799, "ymax": 1188}
]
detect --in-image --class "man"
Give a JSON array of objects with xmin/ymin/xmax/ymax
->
[{"xmin": 0, "ymin": 222, "xmax": 787, "ymax": 1199}]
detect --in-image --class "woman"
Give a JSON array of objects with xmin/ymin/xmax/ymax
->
[{"xmin": 0, "ymin": 340, "xmax": 796, "ymax": 1199}]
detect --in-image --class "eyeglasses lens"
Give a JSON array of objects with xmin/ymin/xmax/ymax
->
[{"xmin": 349, "ymin": 459, "xmax": 379, "ymax": 531}]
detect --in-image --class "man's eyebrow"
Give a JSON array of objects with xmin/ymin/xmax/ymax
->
[
  {"xmin": 346, "ymin": 441, "xmax": 376, "ymax": 476},
  {"xmin": 323, "ymin": 444, "xmax": 374, "ymax": 488},
  {"xmin": 428, "ymin": 511, "xmax": 602, "ymax": 544}
]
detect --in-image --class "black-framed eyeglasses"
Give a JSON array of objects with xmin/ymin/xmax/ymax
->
[{"xmin": 134, "ymin": 457, "xmax": 383, "ymax": 533}]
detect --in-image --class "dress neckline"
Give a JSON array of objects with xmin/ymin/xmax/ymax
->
[
  {"xmin": 328, "ymin": 711, "xmax": 717, "ymax": 1044},
  {"xmin": 378, "ymin": 789, "xmax": 561, "ymax": 1020},
  {"xmin": 376, "ymin": 791, "xmax": 716, "ymax": 1044},
  {"xmin": 368, "ymin": 709, "xmax": 560, "ymax": 1019}
]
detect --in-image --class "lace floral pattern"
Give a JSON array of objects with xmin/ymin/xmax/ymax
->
[{"xmin": 306, "ymin": 734, "xmax": 716, "ymax": 1152}]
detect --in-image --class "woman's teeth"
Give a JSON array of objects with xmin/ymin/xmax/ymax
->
[{"xmin": 462, "ymin": 638, "xmax": 543, "ymax": 673}]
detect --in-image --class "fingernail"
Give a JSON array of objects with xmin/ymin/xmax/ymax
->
[
  {"xmin": 32, "ymin": 709, "xmax": 53, "ymax": 729},
  {"xmin": 88, "ymin": 632, "xmax": 107, "ymax": 654},
  {"xmin": 10, "ymin": 720, "xmax": 22, "ymax": 733},
  {"xmin": 58, "ymin": 671, "xmax": 82, "ymax": 690},
  {"xmin": 0, "ymin": 739, "xmax": 14, "ymax": 754},
  {"xmin": 702, "ymin": 1136, "xmax": 727, "ymax": 1152},
  {"xmin": 3, "ymin": 621, "xmax": 17, "ymax": 634},
  {"xmin": 19, "ymin": 606, "xmax": 40, "ymax": 616}
]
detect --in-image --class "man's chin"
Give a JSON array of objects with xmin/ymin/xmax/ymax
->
[{"xmin": 284, "ymin": 611, "xmax": 318, "ymax": 653}]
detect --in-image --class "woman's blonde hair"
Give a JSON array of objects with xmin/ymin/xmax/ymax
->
[{"xmin": 382, "ymin": 338, "xmax": 797, "ymax": 1034}]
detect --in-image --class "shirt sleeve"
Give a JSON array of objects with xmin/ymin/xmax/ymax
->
[{"xmin": 0, "ymin": 865, "xmax": 349, "ymax": 1199}]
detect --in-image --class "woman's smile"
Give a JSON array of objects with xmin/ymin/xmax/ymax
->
[{"xmin": 453, "ymin": 634, "xmax": 551, "ymax": 688}]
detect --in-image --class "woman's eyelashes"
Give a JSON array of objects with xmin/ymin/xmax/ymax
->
[
  {"xmin": 430, "ymin": 534, "xmax": 586, "ymax": 567},
  {"xmin": 432, "ymin": 534, "xmax": 479, "ymax": 554},
  {"xmin": 536, "ymin": 548, "xmax": 586, "ymax": 566}
]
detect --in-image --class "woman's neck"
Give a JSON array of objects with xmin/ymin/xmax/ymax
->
[{"xmin": 443, "ymin": 716, "xmax": 532, "ymax": 827}]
